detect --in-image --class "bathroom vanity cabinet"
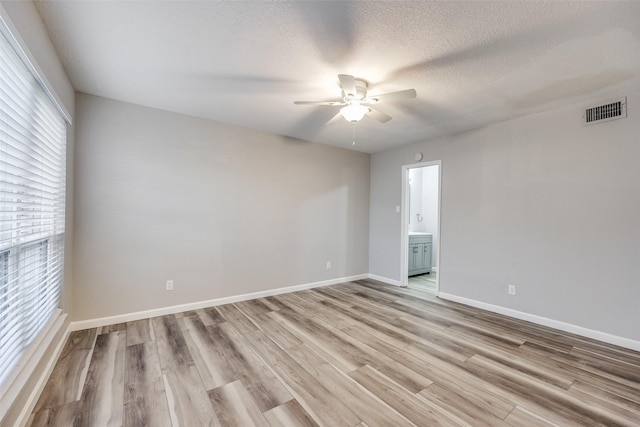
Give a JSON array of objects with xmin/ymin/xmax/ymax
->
[{"xmin": 408, "ymin": 233, "xmax": 432, "ymax": 276}]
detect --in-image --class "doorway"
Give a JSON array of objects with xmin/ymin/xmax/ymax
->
[{"xmin": 400, "ymin": 161, "xmax": 441, "ymax": 293}]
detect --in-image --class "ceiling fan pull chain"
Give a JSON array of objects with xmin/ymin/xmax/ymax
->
[{"xmin": 352, "ymin": 122, "xmax": 356, "ymax": 146}]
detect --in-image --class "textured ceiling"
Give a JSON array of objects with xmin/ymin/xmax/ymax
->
[{"xmin": 34, "ymin": 1, "xmax": 640, "ymax": 153}]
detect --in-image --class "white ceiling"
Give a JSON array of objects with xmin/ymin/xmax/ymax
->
[{"xmin": 34, "ymin": 1, "xmax": 640, "ymax": 153}]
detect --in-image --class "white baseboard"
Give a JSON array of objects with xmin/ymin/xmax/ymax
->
[
  {"xmin": 71, "ymin": 274, "xmax": 368, "ymax": 331},
  {"xmin": 367, "ymin": 274, "xmax": 404, "ymax": 287},
  {"xmin": 438, "ymin": 292, "xmax": 640, "ymax": 352},
  {"xmin": 431, "ymin": 266, "xmax": 438, "ymax": 273}
]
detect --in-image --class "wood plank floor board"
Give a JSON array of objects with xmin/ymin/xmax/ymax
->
[
  {"xmin": 179, "ymin": 314, "xmax": 246, "ymax": 390},
  {"xmin": 351, "ymin": 280, "xmax": 438, "ymax": 304},
  {"xmin": 478, "ymin": 311, "xmax": 583, "ymax": 353},
  {"xmin": 384, "ymin": 315, "xmax": 480, "ymax": 360},
  {"xmin": 273, "ymin": 293, "xmax": 355, "ymax": 330},
  {"xmin": 208, "ymin": 379, "xmax": 270, "ymax": 427},
  {"xmin": 163, "ymin": 365, "xmax": 219, "ymax": 426},
  {"xmin": 337, "ymin": 324, "xmax": 435, "ymax": 393},
  {"xmin": 237, "ymin": 327, "xmax": 362, "ymax": 427},
  {"xmin": 418, "ymin": 382, "xmax": 511, "ymax": 426},
  {"xmin": 262, "ymin": 399, "xmax": 319, "ymax": 427},
  {"xmin": 178, "ymin": 314, "xmax": 221, "ymax": 391},
  {"xmin": 503, "ymin": 406, "xmax": 560, "ymax": 427},
  {"xmin": 98, "ymin": 323, "xmax": 127, "ymax": 335},
  {"xmin": 267, "ymin": 308, "xmax": 365, "ymax": 373},
  {"xmin": 291, "ymin": 289, "xmax": 326, "ymax": 304},
  {"xmin": 445, "ymin": 318, "xmax": 527, "ymax": 347},
  {"xmin": 439, "ymin": 325, "xmax": 576, "ymax": 390},
  {"xmin": 312, "ymin": 287, "xmax": 366, "ymax": 311},
  {"xmin": 566, "ymin": 381, "xmax": 640, "ymax": 426},
  {"xmin": 216, "ymin": 303, "xmax": 261, "ymax": 332},
  {"xmin": 465, "ymin": 353, "xmax": 639, "ymax": 426},
  {"xmin": 548, "ymin": 351, "xmax": 640, "ymax": 393},
  {"xmin": 32, "ymin": 328, "xmax": 97, "ymax": 412},
  {"xmin": 248, "ymin": 311, "xmax": 305, "ymax": 350},
  {"xmin": 521, "ymin": 341, "xmax": 640, "ymax": 409},
  {"xmin": 286, "ymin": 343, "xmax": 417, "ymax": 426},
  {"xmin": 304, "ymin": 293, "xmax": 375, "ymax": 329},
  {"xmin": 217, "ymin": 321, "xmax": 293, "ymax": 412},
  {"xmin": 195, "ymin": 306, "xmax": 226, "ymax": 326},
  {"xmin": 123, "ymin": 342, "xmax": 171, "ymax": 427},
  {"xmin": 332, "ymin": 290, "xmax": 413, "ymax": 323},
  {"xmin": 151, "ymin": 315, "xmax": 194, "ymax": 371},
  {"xmin": 569, "ymin": 379, "xmax": 640, "ymax": 411},
  {"xmin": 27, "ymin": 401, "xmax": 80, "ymax": 427},
  {"xmin": 262, "ymin": 311, "xmax": 354, "ymax": 373},
  {"xmin": 349, "ymin": 364, "xmax": 466, "ymax": 426},
  {"xmin": 312, "ymin": 294, "xmax": 474, "ymax": 361},
  {"xmin": 342, "ymin": 324, "xmax": 518, "ymax": 420},
  {"xmin": 568, "ymin": 346, "xmax": 640, "ymax": 385},
  {"xmin": 28, "ymin": 281, "xmax": 640, "ymax": 426},
  {"xmin": 329, "ymin": 297, "xmax": 475, "ymax": 362},
  {"xmin": 234, "ymin": 299, "xmax": 276, "ymax": 318},
  {"xmin": 506, "ymin": 318, "xmax": 638, "ymax": 361},
  {"xmin": 397, "ymin": 313, "xmax": 531, "ymax": 362},
  {"xmin": 337, "ymin": 327, "xmax": 435, "ymax": 393},
  {"xmin": 572, "ymin": 341, "xmax": 640, "ymax": 368},
  {"xmin": 75, "ymin": 330, "xmax": 126, "ymax": 427},
  {"xmin": 125, "ymin": 318, "xmax": 155, "ymax": 346},
  {"xmin": 262, "ymin": 295, "xmax": 290, "ymax": 310}
]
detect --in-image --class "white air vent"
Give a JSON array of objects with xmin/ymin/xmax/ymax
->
[{"xmin": 583, "ymin": 97, "xmax": 627, "ymax": 126}]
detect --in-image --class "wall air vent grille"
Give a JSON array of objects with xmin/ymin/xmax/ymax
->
[{"xmin": 583, "ymin": 97, "xmax": 627, "ymax": 126}]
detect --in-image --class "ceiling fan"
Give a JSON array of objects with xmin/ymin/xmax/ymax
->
[{"xmin": 294, "ymin": 74, "xmax": 417, "ymax": 124}]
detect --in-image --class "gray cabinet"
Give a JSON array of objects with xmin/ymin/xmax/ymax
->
[{"xmin": 408, "ymin": 233, "xmax": 432, "ymax": 276}]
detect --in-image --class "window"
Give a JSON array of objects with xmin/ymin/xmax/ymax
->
[{"xmin": 0, "ymin": 22, "xmax": 67, "ymax": 386}]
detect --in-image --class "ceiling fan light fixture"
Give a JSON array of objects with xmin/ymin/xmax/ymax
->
[{"xmin": 340, "ymin": 104, "xmax": 369, "ymax": 122}]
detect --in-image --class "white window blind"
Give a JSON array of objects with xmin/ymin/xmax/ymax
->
[{"xmin": 0, "ymin": 24, "xmax": 66, "ymax": 386}]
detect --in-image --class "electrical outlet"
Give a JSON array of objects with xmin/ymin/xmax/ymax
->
[
  {"xmin": 326, "ymin": 261, "xmax": 332, "ymax": 270},
  {"xmin": 166, "ymin": 280, "xmax": 174, "ymax": 291},
  {"xmin": 508, "ymin": 284, "xmax": 516, "ymax": 295}
]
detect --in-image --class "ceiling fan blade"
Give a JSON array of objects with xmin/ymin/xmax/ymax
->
[
  {"xmin": 338, "ymin": 74, "xmax": 357, "ymax": 96},
  {"xmin": 294, "ymin": 100, "xmax": 344, "ymax": 106},
  {"xmin": 366, "ymin": 107, "xmax": 392, "ymax": 123},
  {"xmin": 367, "ymin": 88, "xmax": 417, "ymax": 103},
  {"xmin": 326, "ymin": 112, "xmax": 344, "ymax": 125}
]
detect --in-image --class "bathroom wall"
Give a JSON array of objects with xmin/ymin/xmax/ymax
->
[
  {"xmin": 408, "ymin": 166, "xmax": 439, "ymax": 269},
  {"xmin": 408, "ymin": 168, "xmax": 423, "ymax": 232}
]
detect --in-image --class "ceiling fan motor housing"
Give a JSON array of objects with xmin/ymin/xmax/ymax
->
[{"xmin": 343, "ymin": 79, "xmax": 368, "ymax": 102}]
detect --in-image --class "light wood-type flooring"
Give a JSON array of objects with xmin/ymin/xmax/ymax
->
[
  {"xmin": 28, "ymin": 279, "xmax": 640, "ymax": 426},
  {"xmin": 408, "ymin": 272, "xmax": 438, "ymax": 294}
]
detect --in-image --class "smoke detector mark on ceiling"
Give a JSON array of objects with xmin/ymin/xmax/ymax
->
[{"xmin": 583, "ymin": 97, "xmax": 627, "ymax": 126}]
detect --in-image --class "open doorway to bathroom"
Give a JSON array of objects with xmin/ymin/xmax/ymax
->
[{"xmin": 401, "ymin": 161, "xmax": 440, "ymax": 294}]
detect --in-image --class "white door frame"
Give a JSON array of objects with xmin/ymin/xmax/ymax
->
[{"xmin": 400, "ymin": 160, "xmax": 442, "ymax": 288}]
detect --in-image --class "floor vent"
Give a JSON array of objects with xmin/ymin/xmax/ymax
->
[{"xmin": 583, "ymin": 97, "xmax": 627, "ymax": 126}]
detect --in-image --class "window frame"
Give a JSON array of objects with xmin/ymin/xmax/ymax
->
[{"xmin": 0, "ymin": 10, "xmax": 69, "ymax": 390}]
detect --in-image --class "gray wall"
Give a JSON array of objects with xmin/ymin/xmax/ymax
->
[
  {"xmin": 370, "ymin": 88, "xmax": 640, "ymax": 341},
  {"xmin": 73, "ymin": 93, "xmax": 370, "ymax": 321}
]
